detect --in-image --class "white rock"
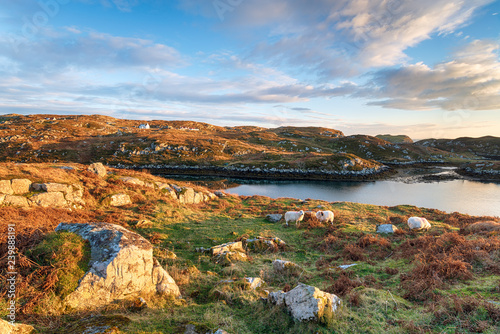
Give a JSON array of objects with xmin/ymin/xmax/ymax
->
[
  {"xmin": 376, "ymin": 224, "xmax": 398, "ymax": 234},
  {"xmin": 284, "ymin": 283, "xmax": 341, "ymax": 322},
  {"xmin": 55, "ymin": 222, "xmax": 180, "ymax": 310}
]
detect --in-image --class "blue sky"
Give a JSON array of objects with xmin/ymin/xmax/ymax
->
[{"xmin": 0, "ymin": 0, "xmax": 499, "ymax": 139}]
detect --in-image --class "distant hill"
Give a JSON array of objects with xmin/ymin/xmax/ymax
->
[
  {"xmin": 0, "ymin": 114, "xmax": 497, "ymax": 179},
  {"xmin": 415, "ymin": 136, "xmax": 500, "ymax": 159},
  {"xmin": 376, "ymin": 134, "xmax": 413, "ymax": 144}
]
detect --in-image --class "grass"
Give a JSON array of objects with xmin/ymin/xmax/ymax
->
[{"xmin": 0, "ymin": 165, "xmax": 499, "ymax": 333}]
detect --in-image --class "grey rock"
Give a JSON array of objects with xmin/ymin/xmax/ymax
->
[
  {"xmin": 55, "ymin": 222, "xmax": 180, "ymax": 310},
  {"xmin": 267, "ymin": 283, "xmax": 341, "ymax": 323},
  {"xmin": 266, "ymin": 214, "xmax": 283, "ymax": 223},
  {"xmin": 376, "ymin": 224, "xmax": 398, "ymax": 234}
]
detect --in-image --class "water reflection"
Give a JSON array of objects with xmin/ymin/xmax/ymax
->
[{"xmin": 225, "ymin": 180, "xmax": 500, "ymax": 217}]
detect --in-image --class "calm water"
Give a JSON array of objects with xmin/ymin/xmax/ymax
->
[{"xmin": 225, "ymin": 179, "xmax": 500, "ymax": 217}]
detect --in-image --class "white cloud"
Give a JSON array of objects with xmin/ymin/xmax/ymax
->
[
  {"xmin": 363, "ymin": 40, "xmax": 500, "ymax": 111},
  {"xmin": 179, "ymin": 0, "xmax": 495, "ymax": 78}
]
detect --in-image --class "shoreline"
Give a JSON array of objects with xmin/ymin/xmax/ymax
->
[{"xmin": 111, "ymin": 163, "xmax": 500, "ymax": 183}]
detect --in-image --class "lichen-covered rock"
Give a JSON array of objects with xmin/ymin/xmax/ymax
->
[
  {"xmin": 55, "ymin": 222, "xmax": 180, "ymax": 310},
  {"xmin": 245, "ymin": 277, "xmax": 263, "ymax": 290},
  {"xmin": 284, "ymin": 284, "xmax": 341, "ymax": 322},
  {"xmin": 376, "ymin": 224, "xmax": 398, "ymax": 234},
  {"xmin": 106, "ymin": 193, "xmax": 132, "ymax": 206},
  {"xmin": 30, "ymin": 192, "xmax": 68, "ymax": 208},
  {"xmin": 211, "ymin": 241, "xmax": 248, "ymax": 265},
  {"xmin": 266, "ymin": 214, "xmax": 283, "ymax": 223},
  {"xmin": 245, "ymin": 236, "xmax": 286, "ymax": 252},
  {"xmin": 273, "ymin": 259, "xmax": 300, "ymax": 272},
  {"xmin": 156, "ymin": 182, "xmax": 178, "ymax": 200},
  {"xmin": 41, "ymin": 182, "xmax": 73, "ymax": 194},
  {"xmin": 119, "ymin": 176, "xmax": 145, "ymax": 187},
  {"xmin": 0, "ymin": 179, "xmax": 13, "ymax": 194},
  {"xmin": 3, "ymin": 195, "xmax": 29, "ymax": 207},
  {"xmin": 10, "ymin": 178, "xmax": 32, "ymax": 195},
  {"xmin": 268, "ymin": 283, "xmax": 341, "ymax": 323},
  {"xmin": 0, "ymin": 319, "xmax": 34, "ymax": 334},
  {"xmin": 88, "ymin": 162, "xmax": 107, "ymax": 177},
  {"xmin": 178, "ymin": 187, "xmax": 195, "ymax": 204}
]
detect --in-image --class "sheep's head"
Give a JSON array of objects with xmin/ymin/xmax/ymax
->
[
  {"xmin": 299, "ymin": 210, "xmax": 304, "ymax": 215},
  {"xmin": 315, "ymin": 211, "xmax": 323, "ymax": 219}
]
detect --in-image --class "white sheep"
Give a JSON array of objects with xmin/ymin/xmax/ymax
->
[
  {"xmin": 284, "ymin": 210, "xmax": 305, "ymax": 227},
  {"xmin": 407, "ymin": 217, "xmax": 432, "ymax": 231},
  {"xmin": 316, "ymin": 210, "xmax": 334, "ymax": 224}
]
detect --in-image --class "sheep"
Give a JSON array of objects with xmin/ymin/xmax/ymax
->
[
  {"xmin": 407, "ymin": 217, "xmax": 431, "ymax": 231},
  {"xmin": 316, "ymin": 210, "xmax": 334, "ymax": 224},
  {"xmin": 284, "ymin": 210, "xmax": 305, "ymax": 227}
]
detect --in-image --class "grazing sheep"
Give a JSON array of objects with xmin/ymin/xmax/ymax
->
[
  {"xmin": 407, "ymin": 217, "xmax": 431, "ymax": 231},
  {"xmin": 316, "ymin": 210, "xmax": 334, "ymax": 224},
  {"xmin": 284, "ymin": 210, "xmax": 305, "ymax": 227}
]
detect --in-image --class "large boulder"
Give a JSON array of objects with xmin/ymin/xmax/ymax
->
[
  {"xmin": 10, "ymin": 179, "xmax": 32, "ymax": 195},
  {"xmin": 88, "ymin": 162, "xmax": 107, "ymax": 177},
  {"xmin": 268, "ymin": 283, "xmax": 341, "ymax": 323},
  {"xmin": 0, "ymin": 180, "xmax": 13, "ymax": 194},
  {"xmin": 30, "ymin": 192, "xmax": 68, "ymax": 208},
  {"xmin": 0, "ymin": 319, "xmax": 34, "ymax": 334},
  {"xmin": 3, "ymin": 195, "xmax": 29, "ymax": 208},
  {"xmin": 55, "ymin": 222, "xmax": 180, "ymax": 310},
  {"xmin": 106, "ymin": 193, "xmax": 132, "ymax": 206}
]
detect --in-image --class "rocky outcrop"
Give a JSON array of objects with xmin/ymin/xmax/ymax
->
[
  {"xmin": 376, "ymin": 224, "xmax": 398, "ymax": 234},
  {"xmin": 0, "ymin": 319, "xmax": 34, "ymax": 334},
  {"xmin": 177, "ymin": 186, "xmax": 217, "ymax": 205},
  {"xmin": 245, "ymin": 236, "xmax": 286, "ymax": 252},
  {"xmin": 106, "ymin": 193, "xmax": 132, "ymax": 207},
  {"xmin": 55, "ymin": 222, "xmax": 180, "ymax": 310},
  {"xmin": 88, "ymin": 162, "xmax": 108, "ymax": 177},
  {"xmin": 267, "ymin": 283, "xmax": 341, "ymax": 323},
  {"xmin": 30, "ymin": 192, "xmax": 68, "ymax": 208},
  {"xmin": 211, "ymin": 241, "xmax": 248, "ymax": 265}
]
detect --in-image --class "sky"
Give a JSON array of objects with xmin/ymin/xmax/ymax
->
[{"xmin": 0, "ymin": 0, "xmax": 499, "ymax": 140}]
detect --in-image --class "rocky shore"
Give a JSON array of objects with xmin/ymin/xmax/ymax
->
[{"xmin": 111, "ymin": 163, "xmax": 396, "ymax": 181}]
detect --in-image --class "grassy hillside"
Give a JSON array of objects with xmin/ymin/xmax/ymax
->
[
  {"xmin": 2, "ymin": 114, "xmax": 489, "ymax": 179},
  {"xmin": 0, "ymin": 163, "xmax": 499, "ymax": 333},
  {"xmin": 376, "ymin": 134, "xmax": 414, "ymax": 144}
]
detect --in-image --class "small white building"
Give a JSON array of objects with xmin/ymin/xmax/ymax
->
[{"xmin": 138, "ymin": 123, "xmax": 150, "ymax": 129}]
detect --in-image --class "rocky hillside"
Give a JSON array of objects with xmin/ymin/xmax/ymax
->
[
  {"xmin": 1, "ymin": 114, "xmax": 486, "ymax": 180},
  {"xmin": 1, "ymin": 162, "xmax": 499, "ymax": 333},
  {"xmin": 375, "ymin": 134, "xmax": 414, "ymax": 144},
  {"xmin": 415, "ymin": 136, "xmax": 500, "ymax": 159}
]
